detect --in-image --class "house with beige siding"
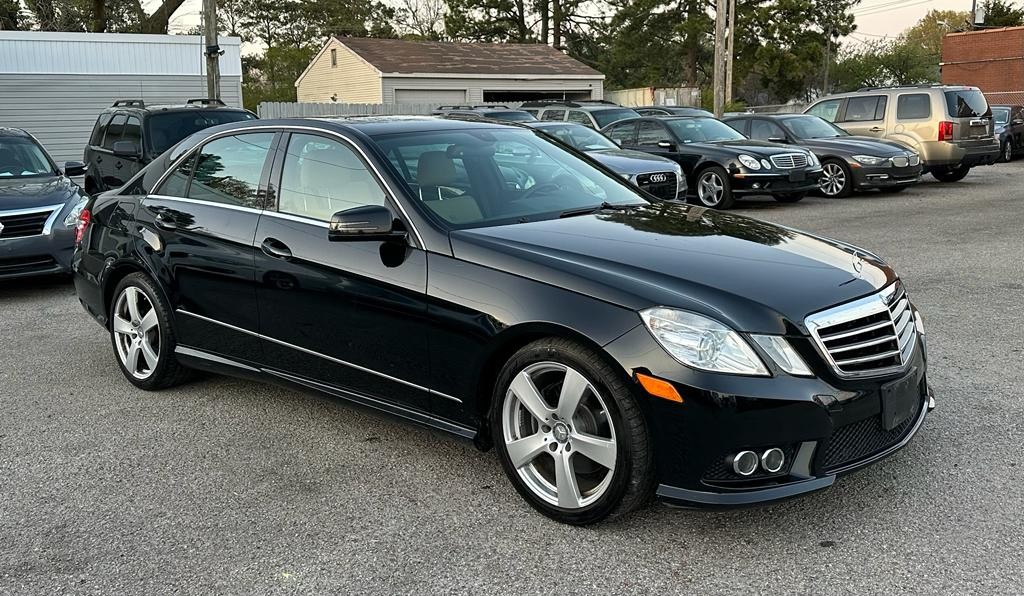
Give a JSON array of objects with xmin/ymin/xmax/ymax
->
[{"xmin": 295, "ymin": 37, "xmax": 604, "ymax": 105}]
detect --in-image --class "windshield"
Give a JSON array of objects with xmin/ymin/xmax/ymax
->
[
  {"xmin": 146, "ymin": 110, "xmax": 257, "ymax": 156},
  {"xmin": 375, "ymin": 128, "xmax": 647, "ymax": 229},
  {"xmin": 944, "ymin": 89, "xmax": 991, "ymax": 119},
  {"xmin": 782, "ymin": 116, "xmax": 849, "ymax": 139},
  {"xmin": 592, "ymin": 108, "xmax": 641, "ymax": 128},
  {"xmin": 0, "ymin": 136, "xmax": 56, "ymax": 179},
  {"xmin": 665, "ymin": 118, "xmax": 746, "ymax": 143},
  {"xmin": 485, "ymin": 111, "xmax": 537, "ymax": 122},
  {"xmin": 992, "ymin": 107, "xmax": 1010, "ymax": 125},
  {"xmin": 540, "ymin": 124, "xmax": 618, "ymax": 151}
]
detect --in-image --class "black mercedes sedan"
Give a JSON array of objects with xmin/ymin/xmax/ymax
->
[
  {"xmin": 991, "ymin": 105, "xmax": 1024, "ymax": 162},
  {"xmin": 0, "ymin": 127, "xmax": 89, "ymax": 279},
  {"xmin": 73, "ymin": 117, "xmax": 932, "ymax": 525},
  {"xmin": 724, "ymin": 114, "xmax": 923, "ymax": 198},
  {"xmin": 525, "ymin": 121, "xmax": 686, "ymax": 201},
  {"xmin": 602, "ymin": 116, "xmax": 823, "ymax": 209}
]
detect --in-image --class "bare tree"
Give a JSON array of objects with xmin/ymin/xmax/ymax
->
[{"xmin": 398, "ymin": 0, "xmax": 447, "ymax": 39}]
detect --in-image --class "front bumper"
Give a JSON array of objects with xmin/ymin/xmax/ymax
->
[
  {"xmin": 851, "ymin": 164, "xmax": 923, "ymax": 189},
  {"xmin": 0, "ymin": 216, "xmax": 76, "ymax": 280},
  {"xmin": 604, "ymin": 322, "xmax": 931, "ymax": 508},
  {"xmin": 731, "ymin": 168, "xmax": 823, "ymax": 195}
]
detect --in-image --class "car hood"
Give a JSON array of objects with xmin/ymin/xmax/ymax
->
[
  {"xmin": 800, "ymin": 136, "xmax": 912, "ymax": 156},
  {"xmin": 700, "ymin": 139, "xmax": 809, "ymax": 157},
  {"xmin": 0, "ymin": 175, "xmax": 84, "ymax": 211},
  {"xmin": 450, "ymin": 203, "xmax": 895, "ymax": 334},
  {"xmin": 587, "ymin": 148, "xmax": 679, "ymax": 175}
]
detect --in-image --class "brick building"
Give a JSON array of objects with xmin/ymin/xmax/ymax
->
[{"xmin": 941, "ymin": 27, "xmax": 1024, "ymax": 105}]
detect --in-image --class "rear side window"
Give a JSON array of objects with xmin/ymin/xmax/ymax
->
[
  {"xmin": 605, "ymin": 122, "xmax": 637, "ymax": 144},
  {"xmin": 750, "ymin": 119, "xmax": 786, "ymax": 141},
  {"xmin": 945, "ymin": 89, "xmax": 990, "ymax": 118},
  {"xmin": 542, "ymin": 109, "xmax": 566, "ymax": 121},
  {"xmin": 89, "ymin": 113, "xmax": 113, "ymax": 146},
  {"xmin": 186, "ymin": 133, "xmax": 274, "ymax": 208},
  {"xmin": 122, "ymin": 116, "xmax": 142, "ymax": 146},
  {"xmin": 897, "ymin": 94, "xmax": 931, "ymax": 120},
  {"xmin": 807, "ymin": 99, "xmax": 842, "ymax": 122},
  {"xmin": 567, "ymin": 110, "xmax": 591, "ymax": 125},
  {"xmin": 844, "ymin": 95, "xmax": 886, "ymax": 122},
  {"xmin": 102, "ymin": 114, "xmax": 127, "ymax": 149}
]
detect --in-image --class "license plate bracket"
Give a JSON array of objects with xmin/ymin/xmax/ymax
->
[
  {"xmin": 789, "ymin": 170, "xmax": 806, "ymax": 182},
  {"xmin": 881, "ymin": 369, "xmax": 920, "ymax": 431}
]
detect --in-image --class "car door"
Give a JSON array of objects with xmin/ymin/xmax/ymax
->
[
  {"xmin": 838, "ymin": 94, "xmax": 888, "ymax": 138},
  {"xmin": 253, "ymin": 131, "xmax": 431, "ymax": 412},
  {"xmin": 139, "ymin": 130, "xmax": 276, "ymax": 364},
  {"xmin": 96, "ymin": 113, "xmax": 126, "ymax": 190}
]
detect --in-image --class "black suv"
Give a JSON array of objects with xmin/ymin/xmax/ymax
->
[
  {"xmin": 520, "ymin": 100, "xmax": 640, "ymax": 129},
  {"xmin": 83, "ymin": 99, "xmax": 256, "ymax": 195}
]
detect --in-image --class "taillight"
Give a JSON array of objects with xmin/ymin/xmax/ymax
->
[
  {"xmin": 75, "ymin": 207, "xmax": 91, "ymax": 245},
  {"xmin": 938, "ymin": 121, "xmax": 954, "ymax": 141}
]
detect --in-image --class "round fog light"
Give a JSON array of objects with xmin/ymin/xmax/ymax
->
[
  {"xmin": 731, "ymin": 450, "xmax": 759, "ymax": 476},
  {"xmin": 761, "ymin": 448, "xmax": 785, "ymax": 473}
]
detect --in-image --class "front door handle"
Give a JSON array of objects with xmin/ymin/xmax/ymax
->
[
  {"xmin": 154, "ymin": 211, "xmax": 177, "ymax": 230},
  {"xmin": 261, "ymin": 237, "xmax": 292, "ymax": 260},
  {"xmin": 115, "ymin": 161, "xmax": 123, "ymax": 169},
  {"xmin": 95, "ymin": 155, "xmax": 103, "ymax": 163}
]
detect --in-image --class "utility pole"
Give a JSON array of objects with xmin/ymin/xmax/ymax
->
[
  {"xmin": 713, "ymin": 0, "xmax": 726, "ymax": 117},
  {"xmin": 203, "ymin": 0, "xmax": 221, "ymax": 100},
  {"xmin": 823, "ymin": 24, "xmax": 832, "ymax": 95},
  {"xmin": 725, "ymin": 0, "xmax": 735, "ymax": 105}
]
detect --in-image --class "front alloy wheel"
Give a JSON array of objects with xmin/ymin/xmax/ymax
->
[
  {"xmin": 1002, "ymin": 141, "xmax": 1014, "ymax": 162},
  {"xmin": 695, "ymin": 166, "xmax": 735, "ymax": 209},
  {"xmin": 819, "ymin": 160, "xmax": 852, "ymax": 197}
]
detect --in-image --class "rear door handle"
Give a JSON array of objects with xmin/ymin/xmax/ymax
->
[
  {"xmin": 95, "ymin": 156, "xmax": 103, "ymax": 163},
  {"xmin": 115, "ymin": 161, "xmax": 123, "ymax": 169},
  {"xmin": 869, "ymin": 127, "xmax": 884, "ymax": 132},
  {"xmin": 260, "ymin": 237, "xmax": 292, "ymax": 260},
  {"xmin": 153, "ymin": 211, "xmax": 177, "ymax": 230}
]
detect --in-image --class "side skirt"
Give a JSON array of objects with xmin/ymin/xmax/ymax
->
[{"xmin": 174, "ymin": 346, "xmax": 477, "ymax": 441}]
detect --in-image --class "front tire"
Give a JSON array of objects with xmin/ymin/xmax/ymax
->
[
  {"xmin": 1000, "ymin": 141, "xmax": 1014, "ymax": 162},
  {"xmin": 818, "ymin": 159, "xmax": 853, "ymax": 198},
  {"xmin": 109, "ymin": 273, "xmax": 189, "ymax": 390},
  {"xmin": 931, "ymin": 164, "xmax": 971, "ymax": 182},
  {"xmin": 693, "ymin": 166, "xmax": 735, "ymax": 209},
  {"xmin": 491, "ymin": 338, "xmax": 654, "ymax": 525}
]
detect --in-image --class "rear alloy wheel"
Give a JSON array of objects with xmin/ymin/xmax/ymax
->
[
  {"xmin": 819, "ymin": 159, "xmax": 852, "ymax": 198},
  {"xmin": 694, "ymin": 166, "xmax": 735, "ymax": 209},
  {"xmin": 931, "ymin": 164, "xmax": 971, "ymax": 182},
  {"xmin": 110, "ymin": 273, "xmax": 190, "ymax": 390},
  {"xmin": 492, "ymin": 339, "xmax": 654, "ymax": 525}
]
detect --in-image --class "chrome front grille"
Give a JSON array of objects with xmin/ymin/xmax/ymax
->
[
  {"xmin": 0, "ymin": 205, "xmax": 62, "ymax": 239},
  {"xmin": 770, "ymin": 153, "xmax": 809, "ymax": 169},
  {"xmin": 805, "ymin": 282, "xmax": 917, "ymax": 378}
]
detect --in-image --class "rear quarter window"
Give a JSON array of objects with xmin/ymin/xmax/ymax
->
[{"xmin": 945, "ymin": 89, "xmax": 990, "ymax": 118}]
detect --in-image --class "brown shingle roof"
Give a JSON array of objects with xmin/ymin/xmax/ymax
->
[{"xmin": 335, "ymin": 37, "xmax": 603, "ymax": 77}]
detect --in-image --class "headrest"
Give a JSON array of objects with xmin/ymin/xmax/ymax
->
[{"xmin": 417, "ymin": 151, "xmax": 456, "ymax": 187}]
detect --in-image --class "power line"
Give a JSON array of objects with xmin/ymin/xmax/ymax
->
[{"xmin": 854, "ymin": 0, "xmax": 932, "ymax": 17}]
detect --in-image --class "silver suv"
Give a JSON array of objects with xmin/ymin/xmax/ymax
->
[{"xmin": 804, "ymin": 85, "xmax": 999, "ymax": 182}]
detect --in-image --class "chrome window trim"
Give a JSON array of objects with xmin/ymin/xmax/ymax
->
[
  {"xmin": 147, "ymin": 195, "xmax": 262, "ymax": 215},
  {"xmin": 149, "ymin": 124, "xmax": 424, "ymax": 247},
  {"xmin": 176, "ymin": 309, "xmax": 461, "ymax": 403},
  {"xmin": 804, "ymin": 281, "xmax": 917, "ymax": 379},
  {"xmin": 0, "ymin": 203, "xmax": 65, "ymax": 237},
  {"xmin": 261, "ymin": 210, "xmax": 330, "ymax": 229}
]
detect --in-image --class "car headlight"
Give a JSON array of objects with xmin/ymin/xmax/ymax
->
[
  {"xmin": 914, "ymin": 309, "xmax": 925, "ymax": 335},
  {"xmin": 852, "ymin": 155, "xmax": 888, "ymax": 166},
  {"xmin": 760, "ymin": 159, "xmax": 772, "ymax": 169},
  {"xmin": 64, "ymin": 197, "xmax": 89, "ymax": 227},
  {"xmin": 750, "ymin": 335, "xmax": 813, "ymax": 376},
  {"xmin": 673, "ymin": 165, "xmax": 686, "ymax": 194},
  {"xmin": 806, "ymin": 151, "xmax": 820, "ymax": 166},
  {"xmin": 737, "ymin": 154, "xmax": 761, "ymax": 170},
  {"xmin": 640, "ymin": 308, "xmax": 769, "ymax": 376}
]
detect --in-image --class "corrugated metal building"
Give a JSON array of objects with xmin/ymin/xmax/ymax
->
[
  {"xmin": 295, "ymin": 37, "xmax": 604, "ymax": 105},
  {"xmin": 0, "ymin": 32, "xmax": 243, "ymax": 163}
]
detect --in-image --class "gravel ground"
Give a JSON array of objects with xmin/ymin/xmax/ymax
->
[{"xmin": 1, "ymin": 163, "xmax": 1022, "ymax": 595}]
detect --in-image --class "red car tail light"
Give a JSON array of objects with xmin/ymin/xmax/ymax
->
[
  {"xmin": 938, "ymin": 121, "xmax": 954, "ymax": 141},
  {"xmin": 75, "ymin": 207, "xmax": 91, "ymax": 245}
]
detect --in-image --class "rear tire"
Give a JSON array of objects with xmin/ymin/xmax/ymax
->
[
  {"xmin": 109, "ymin": 273, "xmax": 190, "ymax": 391},
  {"xmin": 931, "ymin": 164, "xmax": 971, "ymax": 182},
  {"xmin": 490, "ymin": 338, "xmax": 655, "ymax": 525},
  {"xmin": 999, "ymin": 141, "xmax": 1014, "ymax": 162},
  {"xmin": 692, "ymin": 166, "xmax": 735, "ymax": 209},
  {"xmin": 773, "ymin": 192, "xmax": 806, "ymax": 203}
]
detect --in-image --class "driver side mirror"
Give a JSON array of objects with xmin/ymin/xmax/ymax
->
[
  {"xmin": 64, "ymin": 161, "xmax": 87, "ymax": 176},
  {"xmin": 328, "ymin": 205, "xmax": 407, "ymax": 242},
  {"xmin": 768, "ymin": 136, "xmax": 789, "ymax": 144},
  {"xmin": 112, "ymin": 140, "xmax": 140, "ymax": 159},
  {"xmin": 1014, "ymin": 118, "xmax": 1024, "ymax": 125},
  {"xmin": 656, "ymin": 140, "xmax": 677, "ymax": 151}
]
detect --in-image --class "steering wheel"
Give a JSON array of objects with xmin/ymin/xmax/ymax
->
[{"xmin": 519, "ymin": 182, "xmax": 565, "ymax": 201}]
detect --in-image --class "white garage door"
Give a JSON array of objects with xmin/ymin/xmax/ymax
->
[{"xmin": 394, "ymin": 89, "xmax": 467, "ymax": 103}]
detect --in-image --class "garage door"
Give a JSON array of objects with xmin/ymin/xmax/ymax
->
[{"xmin": 394, "ymin": 89, "xmax": 467, "ymax": 103}]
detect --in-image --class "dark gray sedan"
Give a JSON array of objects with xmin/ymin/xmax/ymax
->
[
  {"xmin": 725, "ymin": 114, "xmax": 922, "ymax": 198},
  {"xmin": 0, "ymin": 128, "xmax": 89, "ymax": 279},
  {"xmin": 526, "ymin": 121, "xmax": 686, "ymax": 201}
]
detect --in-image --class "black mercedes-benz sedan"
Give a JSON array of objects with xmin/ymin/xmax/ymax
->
[
  {"xmin": 0, "ymin": 127, "xmax": 89, "ymax": 279},
  {"xmin": 73, "ymin": 117, "xmax": 932, "ymax": 525},
  {"xmin": 602, "ymin": 116, "xmax": 823, "ymax": 209},
  {"xmin": 724, "ymin": 114, "xmax": 923, "ymax": 198},
  {"xmin": 525, "ymin": 121, "xmax": 686, "ymax": 201}
]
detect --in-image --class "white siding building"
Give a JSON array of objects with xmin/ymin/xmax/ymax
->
[
  {"xmin": 295, "ymin": 37, "xmax": 604, "ymax": 106},
  {"xmin": 0, "ymin": 32, "xmax": 243, "ymax": 163}
]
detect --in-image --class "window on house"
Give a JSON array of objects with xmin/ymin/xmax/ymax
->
[{"xmin": 331, "ymin": 48, "xmax": 337, "ymax": 67}]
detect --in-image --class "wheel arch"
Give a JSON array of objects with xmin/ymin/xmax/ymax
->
[{"xmin": 100, "ymin": 257, "xmax": 167, "ymax": 329}]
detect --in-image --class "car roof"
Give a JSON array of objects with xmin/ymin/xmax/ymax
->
[
  {"xmin": 0, "ymin": 127, "xmax": 32, "ymax": 138},
  {"xmin": 103, "ymin": 104, "xmax": 252, "ymax": 116},
  {"xmin": 724, "ymin": 113, "xmax": 808, "ymax": 120},
  {"xmin": 314, "ymin": 115, "xmax": 525, "ymax": 135}
]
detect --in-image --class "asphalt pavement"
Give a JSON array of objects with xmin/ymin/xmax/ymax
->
[{"xmin": 2, "ymin": 163, "xmax": 1023, "ymax": 594}]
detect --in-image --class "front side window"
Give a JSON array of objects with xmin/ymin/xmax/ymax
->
[
  {"xmin": 541, "ymin": 109, "xmax": 566, "ymax": 121},
  {"xmin": 782, "ymin": 116, "xmax": 847, "ymax": 139},
  {"xmin": 186, "ymin": 133, "xmax": 274, "ymax": 208},
  {"xmin": 897, "ymin": 94, "xmax": 931, "ymax": 120},
  {"xmin": 567, "ymin": 110, "xmax": 592, "ymax": 125},
  {"xmin": 103, "ymin": 114, "xmax": 127, "ymax": 150},
  {"xmin": 122, "ymin": 116, "xmax": 142, "ymax": 147},
  {"xmin": 637, "ymin": 121, "xmax": 670, "ymax": 146},
  {"xmin": 373, "ymin": 128, "xmax": 647, "ymax": 228},
  {"xmin": 807, "ymin": 99, "xmax": 842, "ymax": 122},
  {"xmin": 604, "ymin": 122, "xmax": 637, "ymax": 144},
  {"xmin": 749, "ymin": 119, "xmax": 786, "ymax": 141},
  {"xmin": 0, "ymin": 136, "xmax": 56, "ymax": 179},
  {"xmin": 542, "ymin": 125, "xmax": 618, "ymax": 151},
  {"xmin": 278, "ymin": 133, "xmax": 387, "ymax": 221},
  {"xmin": 844, "ymin": 95, "xmax": 886, "ymax": 122},
  {"xmin": 664, "ymin": 118, "xmax": 746, "ymax": 143}
]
